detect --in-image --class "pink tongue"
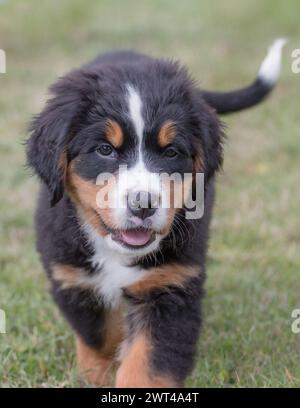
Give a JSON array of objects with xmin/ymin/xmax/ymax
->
[{"xmin": 120, "ymin": 229, "xmax": 152, "ymax": 246}]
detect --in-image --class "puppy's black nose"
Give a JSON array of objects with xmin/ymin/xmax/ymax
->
[{"xmin": 127, "ymin": 191, "xmax": 159, "ymax": 219}]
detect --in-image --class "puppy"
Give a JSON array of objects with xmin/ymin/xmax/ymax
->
[{"xmin": 27, "ymin": 39, "xmax": 285, "ymax": 387}]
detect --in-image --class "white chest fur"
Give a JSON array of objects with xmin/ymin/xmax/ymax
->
[{"xmin": 83, "ymin": 224, "xmax": 148, "ymax": 307}]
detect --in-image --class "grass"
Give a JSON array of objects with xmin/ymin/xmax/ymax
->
[{"xmin": 0, "ymin": 0, "xmax": 300, "ymax": 387}]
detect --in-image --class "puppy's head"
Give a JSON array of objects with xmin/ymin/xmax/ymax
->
[{"xmin": 27, "ymin": 58, "xmax": 223, "ymax": 257}]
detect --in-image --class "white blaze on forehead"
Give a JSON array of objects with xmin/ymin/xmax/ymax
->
[
  {"xmin": 126, "ymin": 84, "xmax": 144, "ymax": 149},
  {"xmin": 125, "ymin": 84, "xmax": 159, "ymax": 201}
]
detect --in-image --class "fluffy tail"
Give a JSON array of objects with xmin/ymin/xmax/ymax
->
[{"xmin": 202, "ymin": 38, "xmax": 286, "ymax": 114}]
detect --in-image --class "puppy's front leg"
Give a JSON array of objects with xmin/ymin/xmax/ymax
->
[
  {"xmin": 116, "ymin": 274, "xmax": 203, "ymax": 388},
  {"xmin": 116, "ymin": 330, "xmax": 177, "ymax": 388}
]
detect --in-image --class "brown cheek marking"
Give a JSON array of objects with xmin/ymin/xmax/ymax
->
[
  {"xmin": 158, "ymin": 121, "xmax": 176, "ymax": 147},
  {"xmin": 157, "ymin": 180, "xmax": 178, "ymax": 237},
  {"xmin": 125, "ymin": 264, "xmax": 198, "ymax": 297},
  {"xmin": 116, "ymin": 333, "xmax": 177, "ymax": 388},
  {"xmin": 161, "ymin": 206, "xmax": 176, "ymax": 237},
  {"xmin": 76, "ymin": 309, "xmax": 124, "ymax": 387},
  {"xmin": 105, "ymin": 119, "xmax": 123, "ymax": 148},
  {"xmin": 160, "ymin": 179, "xmax": 189, "ymax": 237},
  {"xmin": 66, "ymin": 162, "xmax": 101, "ymax": 210},
  {"xmin": 66, "ymin": 161, "xmax": 117, "ymax": 235}
]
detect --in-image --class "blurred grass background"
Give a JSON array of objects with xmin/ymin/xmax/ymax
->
[{"xmin": 0, "ymin": 0, "xmax": 299, "ymax": 387}]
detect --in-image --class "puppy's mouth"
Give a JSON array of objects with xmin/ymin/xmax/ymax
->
[{"xmin": 111, "ymin": 228, "xmax": 155, "ymax": 249}]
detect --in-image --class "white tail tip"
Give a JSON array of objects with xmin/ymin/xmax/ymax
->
[{"xmin": 258, "ymin": 38, "xmax": 287, "ymax": 85}]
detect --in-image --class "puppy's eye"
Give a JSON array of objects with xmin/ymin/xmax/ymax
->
[
  {"xmin": 96, "ymin": 143, "xmax": 114, "ymax": 156},
  {"xmin": 164, "ymin": 147, "xmax": 178, "ymax": 158}
]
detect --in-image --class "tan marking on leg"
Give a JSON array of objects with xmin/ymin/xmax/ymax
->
[
  {"xmin": 158, "ymin": 121, "xmax": 176, "ymax": 147},
  {"xmin": 125, "ymin": 264, "xmax": 198, "ymax": 297},
  {"xmin": 105, "ymin": 119, "xmax": 124, "ymax": 148},
  {"xmin": 102, "ymin": 308, "xmax": 125, "ymax": 357},
  {"xmin": 116, "ymin": 333, "xmax": 177, "ymax": 388},
  {"xmin": 77, "ymin": 308, "xmax": 125, "ymax": 387},
  {"xmin": 52, "ymin": 265, "xmax": 126, "ymax": 385},
  {"xmin": 76, "ymin": 335, "xmax": 113, "ymax": 387}
]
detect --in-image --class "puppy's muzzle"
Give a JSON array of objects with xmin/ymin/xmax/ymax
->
[{"xmin": 127, "ymin": 191, "xmax": 160, "ymax": 220}]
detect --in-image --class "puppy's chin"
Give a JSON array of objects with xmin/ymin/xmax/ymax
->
[{"xmin": 104, "ymin": 232, "xmax": 162, "ymax": 257}]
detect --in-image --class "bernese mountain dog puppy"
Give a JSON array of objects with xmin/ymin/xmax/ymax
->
[{"xmin": 27, "ymin": 39, "xmax": 285, "ymax": 387}]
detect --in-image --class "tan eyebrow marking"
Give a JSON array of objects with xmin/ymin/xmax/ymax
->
[
  {"xmin": 158, "ymin": 120, "xmax": 176, "ymax": 147},
  {"xmin": 105, "ymin": 119, "xmax": 124, "ymax": 148}
]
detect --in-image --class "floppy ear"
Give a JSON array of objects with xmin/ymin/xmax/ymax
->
[
  {"xmin": 190, "ymin": 90, "xmax": 225, "ymax": 183},
  {"xmin": 27, "ymin": 69, "xmax": 93, "ymax": 206},
  {"xmin": 200, "ymin": 103, "xmax": 225, "ymax": 181}
]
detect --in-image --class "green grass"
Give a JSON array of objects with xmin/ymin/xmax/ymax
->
[{"xmin": 0, "ymin": 0, "xmax": 300, "ymax": 387}]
